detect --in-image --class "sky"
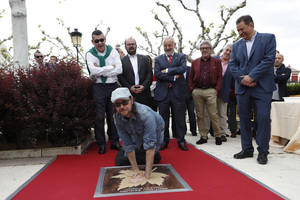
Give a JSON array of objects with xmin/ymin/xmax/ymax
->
[{"xmin": 1, "ymin": 0, "xmax": 300, "ymax": 70}]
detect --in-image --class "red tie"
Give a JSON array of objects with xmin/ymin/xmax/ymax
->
[
  {"xmin": 168, "ymin": 55, "xmax": 172, "ymax": 64},
  {"xmin": 168, "ymin": 55, "xmax": 172, "ymax": 87}
]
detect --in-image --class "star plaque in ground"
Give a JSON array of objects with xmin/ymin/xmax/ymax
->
[{"xmin": 94, "ymin": 164, "xmax": 192, "ymax": 197}]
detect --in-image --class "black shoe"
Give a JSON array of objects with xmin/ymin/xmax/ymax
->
[
  {"xmin": 215, "ymin": 137, "xmax": 222, "ymax": 145},
  {"xmin": 178, "ymin": 142, "xmax": 188, "ymax": 151},
  {"xmin": 192, "ymin": 132, "xmax": 197, "ymax": 136},
  {"xmin": 233, "ymin": 150, "xmax": 253, "ymax": 159},
  {"xmin": 98, "ymin": 146, "xmax": 106, "ymax": 154},
  {"xmin": 257, "ymin": 153, "xmax": 268, "ymax": 164},
  {"xmin": 111, "ymin": 144, "xmax": 121, "ymax": 150},
  {"xmin": 196, "ymin": 137, "xmax": 207, "ymax": 145},
  {"xmin": 160, "ymin": 142, "xmax": 168, "ymax": 150},
  {"xmin": 236, "ymin": 129, "xmax": 241, "ymax": 135}
]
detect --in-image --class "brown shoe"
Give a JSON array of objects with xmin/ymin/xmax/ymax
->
[
  {"xmin": 221, "ymin": 135, "xmax": 227, "ymax": 142},
  {"xmin": 160, "ymin": 143, "xmax": 168, "ymax": 150},
  {"xmin": 230, "ymin": 132, "xmax": 236, "ymax": 138}
]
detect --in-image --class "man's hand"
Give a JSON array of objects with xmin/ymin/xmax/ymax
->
[
  {"xmin": 175, "ymin": 75, "xmax": 182, "ymax": 79},
  {"xmin": 135, "ymin": 85, "xmax": 144, "ymax": 94},
  {"xmin": 241, "ymin": 75, "xmax": 256, "ymax": 87},
  {"xmin": 127, "ymin": 170, "xmax": 143, "ymax": 178},
  {"xmin": 129, "ymin": 174, "xmax": 148, "ymax": 184},
  {"xmin": 161, "ymin": 69, "xmax": 167, "ymax": 73},
  {"xmin": 93, "ymin": 63, "xmax": 98, "ymax": 67},
  {"xmin": 130, "ymin": 85, "xmax": 144, "ymax": 94}
]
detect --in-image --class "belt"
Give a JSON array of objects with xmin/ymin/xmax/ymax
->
[
  {"xmin": 98, "ymin": 82, "xmax": 117, "ymax": 86},
  {"xmin": 105, "ymin": 82, "xmax": 117, "ymax": 85},
  {"xmin": 198, "ymin": 86, "xmax": 213, "ymax": 89}
]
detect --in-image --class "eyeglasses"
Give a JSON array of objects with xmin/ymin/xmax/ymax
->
[
  {"xmin": 200, "ymin": 47, "xmax": 211, "ymax": 51},
  {"xmin": 126, "ymin": 43, "xmax": 136, "ymax": 46},
  {"xmin": 35, "ymin": 55, "xmax": 44, "ymax": 58},
  {"xmin": 94, "ymin": 38, "xmax": 105, "ymax": 43},
  {"xmin": 114, "ymin": 100, "xmax": 130, "ymax": 108}
]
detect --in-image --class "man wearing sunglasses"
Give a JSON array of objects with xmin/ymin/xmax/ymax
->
[
  {"xmin": 33, "ymin": 50, "xmax": 48, "ymax": 68},
  {"xmin": 111, "ymin": 87, "xmax": 164, "ymax": 183},
  {"xmin": 86, "ymin": 30, "xmax": 122, "ymax": 154}
]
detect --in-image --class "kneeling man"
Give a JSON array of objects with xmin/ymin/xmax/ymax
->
[{"xmin": 111, "ymin": 87, "xmax": 164, "ymax": 183}]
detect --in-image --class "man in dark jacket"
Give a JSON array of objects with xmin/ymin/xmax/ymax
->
[{"xmin": 272, "ymin": 53, "xmax": 291, "ymax": 101}]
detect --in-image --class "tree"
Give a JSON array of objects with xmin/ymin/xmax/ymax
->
[{"xmin": 136, "ymin": 0, "xmax": 246, "ymax": 61}]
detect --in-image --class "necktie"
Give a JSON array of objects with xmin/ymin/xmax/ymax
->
[
  {"xmin": 168, "ymin": 55, "xmax": 172, "ymax": 87},
  {"xmin": 168, "ymin": 55, "xmax": 172, "ymax": 64}
]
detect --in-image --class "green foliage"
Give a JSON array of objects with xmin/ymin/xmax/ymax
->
[{"xmin": 287, "ymin": 83, "xmax": 300, "ymax": 95}]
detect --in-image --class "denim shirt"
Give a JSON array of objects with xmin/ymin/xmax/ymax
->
[{"xmin": 114, "ymin": 102, "xmax": 164, "ymax": 153}]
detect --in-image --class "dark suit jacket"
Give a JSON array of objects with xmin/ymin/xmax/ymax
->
[
  {"xmin": 274, "ymin": 64, "xmax": 291, "ymax": 100},
  {"xmin": 118, "ymin": 54, "xmax": 153, "ymax": 105},
  {"xmin": 188, "ymin": 56, "xmax": 223, "ymax": 92},
  {"xmin": 185, "ymin": 66, "xmax": 192, "ymax": 98},
  {"xmin": 154, "ymin": 52, "xmax": 189, "ymax": 101},
  {"xmin": 221, "ymin": 65, "xmax": 235, "ymax": 103},
  {"xmin": 229, "ymin": 32, "xmax": 276, "ymax": 94}
]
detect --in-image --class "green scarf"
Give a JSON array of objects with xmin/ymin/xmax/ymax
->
[{"xmin": 87, "ymin": 45, "xmax": 113, "ymax": 84}]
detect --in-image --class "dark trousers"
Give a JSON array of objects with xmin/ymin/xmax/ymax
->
[
  {"xmin": 186, "ymin": 97, "xmax": 197, "ymax": 133},
  {"xmin": 237, "ymin": 89, "xmax": 272, "ymax": 154},
  {"xmin": 227, "ymin": 97, "xmax": 237, "ymax": 133},
  {"xmin": 93, "ymin": 83, "xmax": 119, "ymax": 147},
  {"xmin": 157, "ymin": 88, "xmax": 186, "ymax": 144}
]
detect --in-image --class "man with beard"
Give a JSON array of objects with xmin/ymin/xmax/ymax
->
[
  {"xmin": 118, "ymin": 38, "xmax": 153, "ymax": 108},
  {"xmin": 111, "ymin": 87, "xmax": 164, "ymax": 183},
  {"xmin": 85, "ymin": 30, "xmax": 122, "ymax": 154},
  {"xmin": 154, "ymin": 36, "xmax": 189, "ymax": 151}
]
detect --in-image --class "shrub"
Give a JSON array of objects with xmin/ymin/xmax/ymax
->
[
  {"xmin": 287, "ymin": 83, "xmax": 300, "ymax": 95},
  {"xmin": 0, "ymin": 61, "xmax": 95, "ymax": 149}
]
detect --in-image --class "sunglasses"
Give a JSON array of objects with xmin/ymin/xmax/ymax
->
[
  {"xmin": 35, "ymin": 55, "xmax": 44, "ymax": 58},
  {"xmin": 94, "ymin": 38, "xmax": 105, "ymax": 43},
  {"xmin": 114, "ymin": 100, "xmax": 130, "ymax": 108}
]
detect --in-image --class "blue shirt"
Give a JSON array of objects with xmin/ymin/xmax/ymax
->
[{"xmin": 114, "ymin": 102, "xmax": 164, "ymax": 153}]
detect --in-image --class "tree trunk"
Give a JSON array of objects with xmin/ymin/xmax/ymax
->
[{"xmin": 9, "ymin": 0, "xmax": 29, "ymax": 69}]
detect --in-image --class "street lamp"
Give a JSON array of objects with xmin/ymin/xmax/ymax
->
[{"xmin": 70, "ymin": 28, "xmax": 82, "ymax": 63}]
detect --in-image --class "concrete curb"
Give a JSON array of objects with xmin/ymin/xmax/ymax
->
[{"xmin": 0, "ymin": 136, "xmax": 93, "ymax": 159}]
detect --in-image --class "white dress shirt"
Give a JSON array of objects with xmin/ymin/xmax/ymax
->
[
  {"xmin": 86, "ymin": 46, "xmax": 122, "ymax": 84},
  {"xmin": 128, "ymin": 54, "xmax": 139, "ymax": 85},
  {"xmin": 245, "ymin": 31, "xmax": 257, "ymax": 59}
]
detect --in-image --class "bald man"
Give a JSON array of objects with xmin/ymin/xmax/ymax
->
[{"xmin": 272, "ymin": 53, "xmax": 291, "ymax": 101}]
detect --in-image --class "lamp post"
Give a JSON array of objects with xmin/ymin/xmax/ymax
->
[{"xmin": 70, "ymin": 28, "xmax": 82, "ymax": 63}]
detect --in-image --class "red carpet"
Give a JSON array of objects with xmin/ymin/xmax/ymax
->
[{"xmin": 12, "ymin": 140, "xmax": 284, "ymax": 200}]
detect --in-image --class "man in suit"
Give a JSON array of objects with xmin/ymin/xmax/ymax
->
[
  {"xmin": 154, "ymin": 36, "xmax": 189, "ymax": 151},
  {"xmin": 118, "ymin": 38, "xmax": 153, "ymax": 108},
  {"xmin": 188, "ymin": 40, "xmax": 223, "ymax": 146},
  {"xmin": 272, "ymin": 53, "xmax": 291, "ymax": 101},
  {"xmin": 229, "ymin": 15, "xmax": 276, "ymax": 164}
]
